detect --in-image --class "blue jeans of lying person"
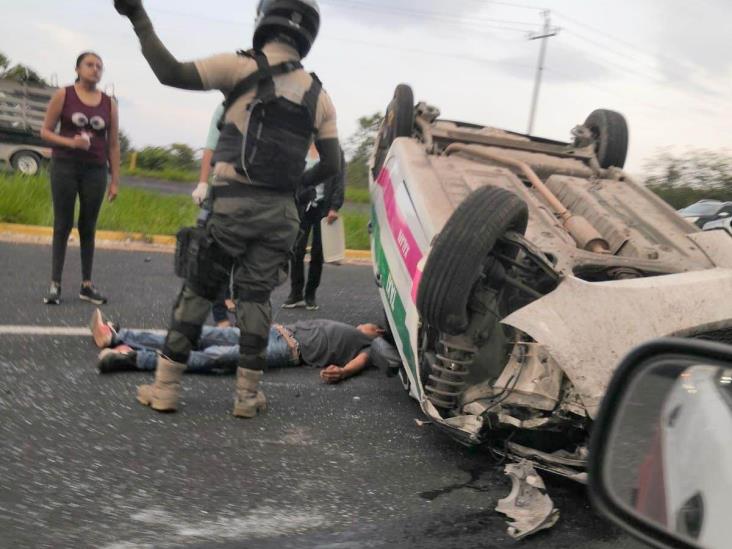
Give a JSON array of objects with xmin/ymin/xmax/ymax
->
[{"xmin": 115, "ymin": 325, "xmax": 297, "ymax": 374}]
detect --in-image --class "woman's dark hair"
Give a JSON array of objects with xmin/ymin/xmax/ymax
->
[{"xmin": 75, "ymin": 52, "xmax": 103, "ymax": 82}]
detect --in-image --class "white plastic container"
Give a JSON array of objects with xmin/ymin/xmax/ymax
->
[{"xmin": 321, "ymin": 216, "xmax": 346, "ymax": 263}]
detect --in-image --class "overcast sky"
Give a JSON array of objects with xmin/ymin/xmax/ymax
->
[{"xmin": 3, "ymin": 0, "xmax": 731, "ymax": 172}]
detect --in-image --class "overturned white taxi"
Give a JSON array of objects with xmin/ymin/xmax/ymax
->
[{"xmin": 369, "ymin": 84, "xmax": 732, "ymax": 482}]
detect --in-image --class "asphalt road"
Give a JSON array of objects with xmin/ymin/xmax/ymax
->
[
  {"xmin": 121, "ymin": 175, "xmax": 193, "ymax": 195},
  {"xmin": 0, "ymin": 241, "xmax": 643, "ymax": 549},
  {"xmin": 118, "ymin": 176, "xmax": 370, "ymax": 214}
]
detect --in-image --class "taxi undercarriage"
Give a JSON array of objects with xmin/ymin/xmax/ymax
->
[{"xmin": 369, "ymin": 85, "xmax": 732, "ymax": 485}]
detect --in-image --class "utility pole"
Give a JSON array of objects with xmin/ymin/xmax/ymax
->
[{"xmin": 527, "ymin": 10, "xmax": 559, "ymax": 135}]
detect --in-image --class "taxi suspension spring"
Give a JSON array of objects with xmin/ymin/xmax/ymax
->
[{"xmin": 425, "ymin": 337, "xmax": 476, "ymax": 410}]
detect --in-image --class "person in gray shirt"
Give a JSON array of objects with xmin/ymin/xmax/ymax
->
[{"xmin": 90, "ymin": 309, "xmax": 384, "ymax": 384}]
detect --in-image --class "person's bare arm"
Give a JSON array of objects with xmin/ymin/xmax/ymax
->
[
  {"xmin": 320, "ymin": 351, "xmax": 370, "ymax": 384},
  {"xmin": 40, "ymin": 88, "xmax": 89, "ymax": 150},
  {"xmin": 115, "ymin": 0, "xmax": 204, "ymax": 90},
  {"xmin": 107, "ymin": 98, "xmax": 120, "ymax": 201},
  {"xmin": 199, "ymin": 148, "xmax": 213, "ymax": 183},
  {"xmin": 192, "ymin": 148, "xmax": 213, "ymax": 205}
]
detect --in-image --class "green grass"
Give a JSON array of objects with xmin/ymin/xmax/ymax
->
[
  {"xmin": 0, "ymin": 172, "xmax": 198, "ymax": 235},
  {"xmin": 342, "ymin": 211, "xmax": 370, "ymax": 250},
  {"xmin": 345, "ymin": 185, "xmax": 370, "ymax": 204},
  {"xmin": 0, "ymin": 172, "xmax": 372, "ymax": 249},
  {"xmin": 122, "ymin": 167, "xmax": 199, "ymax": 183}
]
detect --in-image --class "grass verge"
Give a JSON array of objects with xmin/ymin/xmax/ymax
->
[
  {"xmin": 345, "ymin": 186, "xmax": 370, "ymax": 204},
  {"xmin": 0, "ymin": 172, "xmax": 371, "ymax": 249}
]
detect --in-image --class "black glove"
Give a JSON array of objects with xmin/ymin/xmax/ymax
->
[
  {"xmin": 296, "ymin": 186, "xmax": 317, "ymax": 206},
  {"xmin": 114, "ymin": 0, "xmax": 144, "ymax": 18}
]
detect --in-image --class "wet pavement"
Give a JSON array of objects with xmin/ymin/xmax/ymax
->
[{"xmin": 0, "ymin": 241, "xmax": 643, "ymax": 548}]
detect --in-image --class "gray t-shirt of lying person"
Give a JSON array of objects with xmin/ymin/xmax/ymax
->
[{"xmin": 289, "ymin": 319, "xmax": 373, "ymax": 369}]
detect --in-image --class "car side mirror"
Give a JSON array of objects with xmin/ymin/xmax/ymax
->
[{"xmin": 589, "ymin": 337, "xmax": 732, "ymax": 549}]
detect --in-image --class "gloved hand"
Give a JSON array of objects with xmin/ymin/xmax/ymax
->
[
  {"xmin": 296, "ymin": 186, "xmax": 316, "ymax": 206},
  {"xmin": 191, "ymin": 182, "xmax": 209, "ymax": 206},
  {"xmin": 114, "ymin": 0, "xmax": 144, "ymax": 18}
]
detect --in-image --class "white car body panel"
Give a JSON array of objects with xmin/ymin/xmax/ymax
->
[{"xmin": 661, "ymin": 365, "xmax": 732, "ymax": 547}]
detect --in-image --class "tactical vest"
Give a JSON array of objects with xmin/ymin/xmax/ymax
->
[{"xmin": 212, "ymin": 49, "xmax": 322, "ymax": 193}]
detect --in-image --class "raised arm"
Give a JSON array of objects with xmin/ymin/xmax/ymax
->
[{"xmin": 114, "ymin": 0, "xmax": 204, "ymax": 90}]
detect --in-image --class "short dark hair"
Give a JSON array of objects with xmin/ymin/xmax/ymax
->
[{"xmin": 75, "ymin": 51, "xmax": 103, "ymax": 82}]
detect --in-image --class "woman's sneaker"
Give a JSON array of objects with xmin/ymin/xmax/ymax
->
[
  {"xmin": 43, "ymin": 284, "xmax": 61, "ymax": 305},
  {"xmin": 89, "ymin": 308, "xmax": 117, "ymax": 348},
  {"xmin": 80, "ymin": 284, "xmax": 108, "ymax": 305}
]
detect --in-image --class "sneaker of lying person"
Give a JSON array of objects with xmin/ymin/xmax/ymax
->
[
  {"xmin": 43, "ymin": 283, "xmax": 61, "ymax": 305},
  {"xmin": 79, "ymin": 284, "xmax": 108, "ymax": 305},
  {"xmin": 97, "ymin": 345, "xmax": 137, "ymax": 374},
  {"xmin": 89, "ymin": 308, "xmax": 117, "ymax": 348}
]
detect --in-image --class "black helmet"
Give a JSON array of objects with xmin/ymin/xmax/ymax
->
[{"xmin": 254, "ymin": 0, "xmax": 320, "ymax": 58}]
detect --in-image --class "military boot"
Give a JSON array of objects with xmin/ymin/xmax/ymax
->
[
  {"xmin": 136, "ymin": 355, "xmax": 186, "ymax": 412},
  {"xmin": 233, "ymin": 368, "xmax": 267, "ymax": 418}
]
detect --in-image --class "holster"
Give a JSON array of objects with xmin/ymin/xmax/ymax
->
[{"xmin": 174, "ymin": 226, "xmax": 209, "ymax": 279}]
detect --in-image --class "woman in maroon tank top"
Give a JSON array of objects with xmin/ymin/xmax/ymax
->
[{"xmin": 40, "ymin": 52, "xmax": 121, "ymax": 305}]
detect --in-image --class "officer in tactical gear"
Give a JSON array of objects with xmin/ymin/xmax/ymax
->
[{"xmin": 114, "ymin": 0, "xmax": 341, "ymax": 418}]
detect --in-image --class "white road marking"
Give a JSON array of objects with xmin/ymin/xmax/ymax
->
[{"xmin": 0, "ymin": 326, "xmax": 166, "ymax": 336}]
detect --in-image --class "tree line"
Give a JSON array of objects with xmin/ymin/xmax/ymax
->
[{"xmin": 3, "ymin": 49, "xmax": 729, "ymax": 203}]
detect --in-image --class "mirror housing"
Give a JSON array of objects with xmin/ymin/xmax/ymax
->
[{"xmin": 589, "ymin": 337, "xmax": 732, "ymax": 549}]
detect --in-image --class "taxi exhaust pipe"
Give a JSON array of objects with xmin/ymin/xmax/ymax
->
[{"xmin": 444, "ymin": 143, "xmax": 610, "ymax": 254}]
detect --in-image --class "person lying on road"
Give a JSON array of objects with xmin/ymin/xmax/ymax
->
[{"xmin": 90, "ymin": 309, "xmax": 384, "ymax": 384}]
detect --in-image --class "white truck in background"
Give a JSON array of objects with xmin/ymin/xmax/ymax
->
[{"xmin": 0, "ymin": 79, "xmax": 55, "ymax": 175}]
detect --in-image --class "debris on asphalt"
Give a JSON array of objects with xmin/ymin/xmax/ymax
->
[{"xmin": 495, "ymin": 460, "xmax": 560, "ymax": 540}]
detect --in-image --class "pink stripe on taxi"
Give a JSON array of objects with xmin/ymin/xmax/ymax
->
[{"xmin": 376, "ymin": 168, "xmax": 423, "ymax": 302}]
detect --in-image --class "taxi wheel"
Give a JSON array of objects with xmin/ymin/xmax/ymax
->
[
  {"xmin": 584, "ymin": 109, "xmax": 628, "ymax": 169},
  {"xmin": 417, "ymin": 185, "xmax": 528, "ymax": 335}
]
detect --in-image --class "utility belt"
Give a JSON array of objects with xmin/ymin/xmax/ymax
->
[{"xmin": 211, "ymin": 182, "xmax": 293, "ymax": 200}]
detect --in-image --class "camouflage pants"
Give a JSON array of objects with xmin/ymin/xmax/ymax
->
[{"xmin": 162, "ymin": 188, "xmax": 300, "ymax": 371}]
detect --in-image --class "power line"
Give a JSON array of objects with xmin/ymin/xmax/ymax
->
[
  {"xmin": 317, "ymin": 0, "xmax": 538, "ymax": 33},
  {"xmin": 321, "ymin": 0, "xmax": 539, "ymax": 27},
  {"xmin": 553, "ymin": 10, "xmax": 684, "ymax": 70},
  {"xmin": 557, "ymin": 26, "xmax": 725, "ymax": 102},
  {"xmin": 148, "ymin": 5, "xmax": 534, "ymax": 37},
  {"xmin": 322, "ymin": 35, "xmax": 536, "ymax": 71},
  {"xmin": 461, "ymin": 0, "xmax": 547, "ymax": 11},
  {"xmin": 552, "ymin": 10, "xmax": 705, "ymax": 85},
  {"xmin": 144, "ymin": 6, "xmax": 538, "ymax": 69}
]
